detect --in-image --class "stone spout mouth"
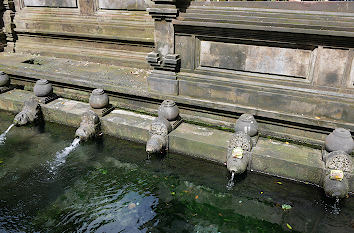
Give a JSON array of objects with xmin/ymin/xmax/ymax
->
[
  {"xmin": 226, "ymin": 154, "xmax": 250, "ymax": 175},
  {"xmin": 75, "ymin": 126, "xmax": 94, "ymax": 142},
  {"xmin": 146, "ymin": 135, "xmax": 165, "ymax": 155},
  {"xmin": 323, "ymin": 175, "xmax": 349, "ymax": 199}
]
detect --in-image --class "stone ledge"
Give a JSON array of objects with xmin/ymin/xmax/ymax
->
[{"xmin": 0, "ymin": 89, "xmax": 352, "ymax": 192}]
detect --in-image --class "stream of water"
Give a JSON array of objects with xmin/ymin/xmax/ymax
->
[
  {"xmin": 0, "ymin": 124, "xmax": 14, "ymax": 145},
  {"xmin": 47, "ymin": 137, "xmax": 81, "ymax": 174}
]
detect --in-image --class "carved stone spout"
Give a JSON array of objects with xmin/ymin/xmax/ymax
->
[
  {"xmin": 146, "ymin": 117, "xmax": 172, "ymax": 156},
  {"xmin": 13, "ymin": 98, "xmax": 42, "ymax": 126},
  {"xmin": 75, "ymin": 110, "xmax": 100, "ymax": 141},
  {"xmin": 322, "ymin": 151, "xmax": 353, "ymax": 199},
  {"xmin": 226, "ymin": 131, "xmax": 252, "ymax": 174}
]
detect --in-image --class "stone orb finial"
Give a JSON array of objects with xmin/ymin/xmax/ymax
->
[
  {"xmin": 33, "ymin": 79, "xmax": 53, "ymax": 97},
  {"xmin": 89, "ymin": 88, "xmax": 109, "ymax": 109},
  {"xmin": 158, "ymin": 99, "xmax": 179, "ymax": 121},
  {"xmin": 325, "ymin": 128, "xmax": 354, "ymax": 154},
  {"xmin": 235, "ymin": 114, "xmax": 258, "ymax": 137},
  {"xmin": 0, "ymin": 71, "xmax": 10, "ymax": 87}
]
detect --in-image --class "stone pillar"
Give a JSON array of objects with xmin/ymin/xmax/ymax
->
[
  {"xmin": 146, "ymin": 0, "xmax": 181, "ymax": 95},
  {"xmin": 78, "ymin": 0, "xmax": 98, "ymax": 15},
  {"xmin": 3, "ymin": 0, "xmax": 16, "ymax": 52}
]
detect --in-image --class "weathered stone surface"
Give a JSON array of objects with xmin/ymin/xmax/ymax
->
[
  {"xmin": 99, "ymin": 0, "xmax": 153, "ymax": 10},
  {"xmin": 200, "ymin": 41, "xmax": 312, "ymax": 78},
  {"xmin": 252, "ymin": 138, "xmax": 325, "ymax": 185},
  {"xmin": 314, "ymin": 47, "xmax": 349, "ymax": 88},
  {"xmin": 24, "ymin": 0, "xmax": 77, "ymax": 7}
]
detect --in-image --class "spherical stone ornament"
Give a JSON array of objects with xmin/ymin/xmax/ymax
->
[
  {"xmin": 325, "ymin": 128, "xmax": 354, "ymax": 154},
  {"xmin": 33, "ymin": 79, "xmax": 53, "ymax": 97},
  {"xmin": 235, "ymin": 114, "xmax": 259, "ymax": 137},
  {"xmin": 158, "ymin": 100, "xmax": 179, "ymax": 121},
  {"xmin": 0, "ymin": 71, "xmax": 10, "ymax": 87},
  {"xmin": 89, "ymin": 89, "xmax": 109, "ymax": 109}
]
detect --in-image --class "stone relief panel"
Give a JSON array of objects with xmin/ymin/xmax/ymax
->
[
  {"xmin": 199, "ymin": 41, "xmax": 313, "ymax": 79},
  {"xmin": 23, "ymin": 0, "xmax": 77, "ymax": 7},
  {"xmin": 99, "ymin": 0, "xmax": 153, "ymax": 10}
]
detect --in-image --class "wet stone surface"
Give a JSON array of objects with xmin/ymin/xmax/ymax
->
[{"xmin": 0, "ymin": 110, "xmax": 353, "ymax": 233}]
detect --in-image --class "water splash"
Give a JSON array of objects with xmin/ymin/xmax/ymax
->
[
  {"xmin": 226, "ymin": 171, "xmax": 235, "ymax": 190},
  {"xmin": 0, "ymin": 124, "xmax": 14, "ymax": 145},
  {"xmin": 48, "ymin": 138, "xmax": 81, "ymax": 174},
  {"xmin": 332, "ymin": 198, "xmax": 341, "ymax": 215}
]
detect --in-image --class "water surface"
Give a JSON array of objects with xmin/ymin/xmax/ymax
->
[{"xmin": 0, "ymin": 111, "xmax": 353, "ymax": 232}]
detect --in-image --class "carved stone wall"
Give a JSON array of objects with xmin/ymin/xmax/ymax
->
[{"xmin": 10, "ymin": 0, "xmax": 154, "ymax": 67}]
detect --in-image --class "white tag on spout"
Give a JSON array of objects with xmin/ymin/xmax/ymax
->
[
  {"xmin": 329, "ymin": 170, "xmax": 344, "ymax": 181},
  {"xmin": 232, "ymin": 147, "xmax": 243, "ymax": 159}
]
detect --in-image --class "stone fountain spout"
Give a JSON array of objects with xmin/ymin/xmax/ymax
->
[
  {"xmin": 322, "ymin": 128, "xmax": 353, "ymax": 199},
  {"xmin": 322, "ymin": 150, "xmax": 352, "ymax": 199},
  {"xmin": 75, "ymin": 110, "xmax": 100, "ymax": 141},
  {"xmin": 226, "ymin": 131, "xmax": 252, "ymax": 174},
  {"xmin": 146, "ymin": 117, "xmax": 172, "ymax": 156},
  {"xmin": 13, "ymin": 98, "xmax": 42, "ymax": 126},
  {"xmin": 226, "ymin": 114, "xmax": 259, "ymax": 175}
]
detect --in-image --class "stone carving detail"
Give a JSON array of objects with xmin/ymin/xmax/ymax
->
[
  {"xmin": 226, "ymin": 131, "xmax": 252, "ymax": 175},
  {"xmin": 13, "ymin": 98, "xmax": 42, "ymax": 126},
  {"xmin": 3, "ymin": 0, "xmax": 16, "ymax": 52},
  {"xmin": 146, "ymin": 117, "xmax": 172, "ymax": 156},
  {"xmin": 322, "ymin": 128, "xmax": 354, "ymax": 199},
  {"xmin": 147, "ymin": 52, "xmax": 181, "ymax": 72},
  {"xmin": 148, "ymin": 0, "xmax": 178, "ymax": 21},
  {"xmin": 75, "ymin": 110, "xmax": 101, "ymax": 141}
]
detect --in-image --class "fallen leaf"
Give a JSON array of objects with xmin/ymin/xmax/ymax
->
[
  {"xmin": 128, "ymin": 203, "xmax": 136, "ymax": 209},
  {"xmin": 285, "ymin": 142, "xmax": 289, "ymax": 145},
  {"xmin": 0, "ymin": 160, "xmax": 3, "ymax": 164},
  {"xmin": 277, "ymin": 182, "xmax": 283, "ymax": 185},
  {"xmin": 218, "ymin": 213, "xmax": 223, "ymax": 216},
  {"xmin": 195, "ymin": 195, "xmax": 199, "ymax": 199},
  {"xmin": 286, "ymin": 223, "xmax": 292, "ymax": 230},
  {"xmin": 282, "ymin": 204, "xmax": 292, "ymax": 210},
  {"xmin": 260, "ymin": 191, "xmax": 264, "ymax": 194},
  {"xmin": 171, "ymin": 192, "xmax": 175, "ymax": 195},
  {"xmin": 315, "ymin": 116, "xmax": 321, "ymax": 120}
]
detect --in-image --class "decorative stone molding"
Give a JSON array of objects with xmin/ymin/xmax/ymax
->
[
  {"xmin": 75, "ymin": 110, "xmax": 101, "ymax": 141},
  {"xmin": 3, "ymin": 0, "xmax": 16, "ymax": 52},
  {"xmin": 13, "ymin": 97, "xmax": 42, "ymax": 126},
  {"xmin": 148, "ymin": 0, "xmax": 178, "ymax": 22},
  {"xmin": 89, "ymin": 89, "xmax": 114, "ymax": 117}
]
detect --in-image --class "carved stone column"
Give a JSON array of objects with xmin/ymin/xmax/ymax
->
[
  {"xmin": 3, "ymin": 0, "xmax": 16, "ymax": 52},
  {"xmin": 78, "ymin": 0, "xmax": 98, "ymax": 16},
  {"xmin": 147, "ymin": 0, "xmax": 180, "ymax": 95}
]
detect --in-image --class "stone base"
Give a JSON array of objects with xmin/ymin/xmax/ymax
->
[
  {"xmin": 251, "ymin": 134, "xmax": 259, "ymax": 147},
  {"xmin": 36, "ymin": 93, "xmax": 58, "ymax": 104},
  {"xmin": 147, "ymin": 70, "xmax": 179, "ymax": 95},
  {"xmin": 0, "ymin": 85, "xmax": 14, "ymax": 94},
  {"xmin": 91, "ymin": 104, "xmax": 114, "ymax": 117},
  {"xmin": 170, "ymin": 115, "xmax": 183, "ymax": 130}
]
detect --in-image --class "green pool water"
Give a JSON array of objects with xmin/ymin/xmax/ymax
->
[{"xmin": 0, "ymin": 111, "xmax": 353, "ymax": 233}]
